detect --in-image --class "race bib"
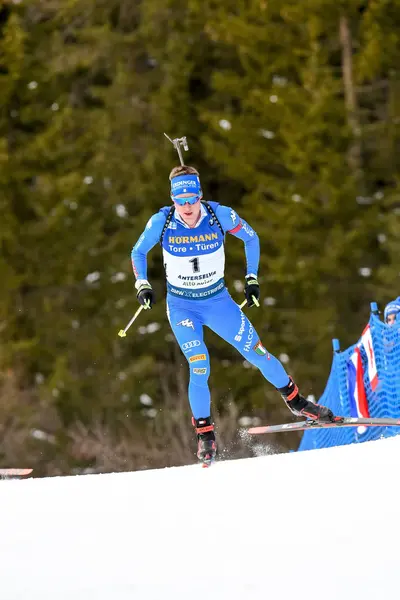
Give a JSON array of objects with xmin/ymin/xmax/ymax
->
[{"xmin": 163, "ymin": 244, "xmax": 225, "ymax": 290}]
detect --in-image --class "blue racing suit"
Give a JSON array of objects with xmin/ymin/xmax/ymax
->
[{"xmin": 131, "ymin": 201, "xmax": 290, "ymax": 419}]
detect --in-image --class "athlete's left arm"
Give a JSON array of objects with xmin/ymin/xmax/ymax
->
[{"xmin": 216, "ymin": 205, "xmax": 260, "ymax": 276}]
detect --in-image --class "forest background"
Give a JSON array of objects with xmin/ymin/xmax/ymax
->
[{"xmin": 1, "ymin": 0, "xmax": 400, "ymax": 475}]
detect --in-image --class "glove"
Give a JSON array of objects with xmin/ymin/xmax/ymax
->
[
  {"xmin": 244, "ymin": 275, "xmax": 260, "ymax": 308},
  {"xmin": 136, "ymin": 280, "xmax": 154, "ymax": 309}
]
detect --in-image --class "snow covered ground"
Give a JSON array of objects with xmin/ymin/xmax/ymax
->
[{"xmin": 1, "ymin": 435, "xmax": 400, "ymax": 600}]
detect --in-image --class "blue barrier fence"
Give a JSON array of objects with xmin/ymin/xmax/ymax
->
[{"xmin": 299, "ymin": 302, "xmax": 400, "ymax": 451}]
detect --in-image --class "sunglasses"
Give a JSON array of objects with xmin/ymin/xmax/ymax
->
[{"xmin": 172, "ymin": 194, "xmax": 201, "ymax": 206}]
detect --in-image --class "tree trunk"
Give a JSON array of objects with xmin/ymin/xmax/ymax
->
[{"xmin": 339, "ymin": 15, "xmax": 363, "ymax": 182}]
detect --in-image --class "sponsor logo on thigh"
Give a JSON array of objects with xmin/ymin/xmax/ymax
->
[
  {"xmin": 193, "ymin": 367, "xmax": 207, "ymax": 375},
  {"xmin": 189, "ymin": 354, "xmax": 207, "ymax": 363},
  {"xmin": 182, "ymin": 340, "xmax": 201, "ymax": 352}
]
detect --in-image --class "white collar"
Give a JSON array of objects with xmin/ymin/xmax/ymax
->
[{"xmin": 174, "ymin": 203, "xmax": 208, "ymax": 229}]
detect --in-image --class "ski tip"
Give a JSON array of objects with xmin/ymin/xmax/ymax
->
[
  {"xmin": 0, "ymin": 468, "xmax": 33, "ymax": 477},
  {"xmin": 248, "ymin": 426, "xmax": 267, "ymax": 435}
]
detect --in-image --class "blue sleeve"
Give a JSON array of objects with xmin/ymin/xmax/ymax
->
[
  {"xmin": 131, "ymin": 212, "xmax": 166, "ymax": 280},
  {"xmin": 216, "ymin": 205, "xmax": 260, "ymax": 277}
]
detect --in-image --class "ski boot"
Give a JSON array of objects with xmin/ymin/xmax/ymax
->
[
  {"xmin": 192, "ymin": 416, "xmax": 217, "ymax": 467},
  {"xmin": 278, "ymin": 377, "xmax": 341, "ymax": 423}
]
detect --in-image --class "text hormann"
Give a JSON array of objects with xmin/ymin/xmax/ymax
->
[{"xmin": 168, "ymin": 233, "xmax": 218, "ymax": 244}]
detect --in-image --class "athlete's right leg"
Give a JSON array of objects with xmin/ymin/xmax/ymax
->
[
  {"xmin": 167, "ymin": 298, "xmax": 216, "ymax": 462},
  {"xmin": 166, "ymin": 299, "xmax": 211, "ymax": 419}
]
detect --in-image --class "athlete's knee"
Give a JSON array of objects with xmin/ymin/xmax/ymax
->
[
  {"xmin": 186, "ymin": 350, "xmax": 208, "ymax": 367},
  {"xmin": 188, "ymin": 353, "xmax": 210, "ymax": 382},
  {"xmin": 242, "ymin": 337, "xmax": 270, "ymax": 364}
]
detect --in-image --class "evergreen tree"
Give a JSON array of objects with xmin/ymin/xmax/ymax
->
[
  {"xmin": 188, "ymin": 0, "xmax": 395, "ymax": 410},
  {"xmin": 0, "ymin": 0, "xmax": 399, "ymax": 472}
]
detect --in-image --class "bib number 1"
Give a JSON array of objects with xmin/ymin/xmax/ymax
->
[{"xmin": 189, "ymin": 257, "xmax": 200, "ymax": 273}]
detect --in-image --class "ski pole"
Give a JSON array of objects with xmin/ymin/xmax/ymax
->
[
  {"xmin": 117, "ymin": 301, "xmax": 150, "ymax": 338},
  {"xmin": 240, "ymin": 296, "xmax": 260, "ymax": 309}
]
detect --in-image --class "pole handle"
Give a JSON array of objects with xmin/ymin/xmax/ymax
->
[{"xmin": 240, "ymin": 296, "xmax": 259, "ymax": 309}]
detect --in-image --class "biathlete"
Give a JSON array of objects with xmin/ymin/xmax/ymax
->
[{"xmin": 131, "ymin": 164, "xmax": 337, "ymax": 464}]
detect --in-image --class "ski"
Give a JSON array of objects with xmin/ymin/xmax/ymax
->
[
  {"xmin": 248, "ymin": 416, "xmax": 400, "ymax": 435},
  {"xmin": 0, "ymin": 468, "xmax": 33, "ymax": 477}
]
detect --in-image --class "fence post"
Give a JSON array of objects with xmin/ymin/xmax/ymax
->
[
  {"xmin": 370, "ymin": 301, "xmax": 379, "ymax": 316},
  {"xmin": 332, "ymin": 338, "xmax": 348, "ymax": 415}
]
